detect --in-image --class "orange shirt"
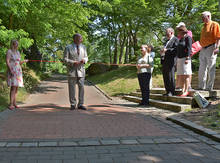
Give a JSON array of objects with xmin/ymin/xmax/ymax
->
[{"xmin": 200, "ymin": 21, "xmax": 220, "ymax": 47}]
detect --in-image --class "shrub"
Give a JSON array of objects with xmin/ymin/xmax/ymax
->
[
  {"xmin": 23, "ymin": 68, "xmax": 40, "ymax": 92},
  {"xmin": 87, "ymin": 63, "xmax": 110, "ymax": 76}
]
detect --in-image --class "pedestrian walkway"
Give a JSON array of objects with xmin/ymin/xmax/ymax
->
[{"xmin": 0, "ymin": 74, "xmax": 220, "ymax": 163}]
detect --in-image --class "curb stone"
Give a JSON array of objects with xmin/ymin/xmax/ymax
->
[
  {"xmin": 0, "ymin": 136, "xmax": 198, "ymax": 148},
  {"xmin": 166, "ymin": 115, "xmax": 220, "ymax": 143}
]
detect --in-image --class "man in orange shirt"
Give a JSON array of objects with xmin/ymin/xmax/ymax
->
[{"xmin": 198, "ymin": 11, "xmax": 220, "ymax": 91}]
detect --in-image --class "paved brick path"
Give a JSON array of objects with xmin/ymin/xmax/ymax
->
[{"xmin": 0, "ymin": 74, "xmax": 220, "ymax": 162}]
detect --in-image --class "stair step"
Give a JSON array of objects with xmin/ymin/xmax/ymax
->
[
  {"xmin": 138, "ymin": 88, "xmax": 220, "ymax": 98},
  {"xmin": 123, "ymin": 95, "xmax": 191, "ymax": 112},
  {"xmin": 137, "ymin": 88, "xmax": 166, "ymax": 94},
  {"xmin": 189, "ymin": 90, "xmax": 220, "ymax": 97},
  {"xmin": 130, "ymin": 92, "xmax": 193, "ymax": 105}
]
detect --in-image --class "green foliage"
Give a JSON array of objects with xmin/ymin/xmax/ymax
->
[
  {"xmin": 0, "ymin": 18, "xmax": 33, "ymax": 73},
  {"xmin": 0, "ymin": 0, "xmax": 219, "ymax": 75},
  {"xmin": 87, "ymin": 0, "xmax": 219, "ymax": 74},
  {"xmin": 22, "ymin": 68, "xmax": 40, "ymax": 92}
]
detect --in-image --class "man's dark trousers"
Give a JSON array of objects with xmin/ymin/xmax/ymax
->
[{"xmin": 162, "ymin": 65, "xmax": 175, "ymax": 95}]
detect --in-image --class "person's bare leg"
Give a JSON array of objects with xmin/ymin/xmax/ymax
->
[
  {"xmin": 13, "ymin": 87, "xmax": 19, "ymax": 108},
  {"xmin": 176, "ymin": 75, "xmax": 180, "ymax": 88},
  {"xmin": 182, "ymin": 75, "xmax": 190, "ymax": 95},
  {"xmin": 9, "ymin": 86, "xmax": 16, "ymax": 109}
]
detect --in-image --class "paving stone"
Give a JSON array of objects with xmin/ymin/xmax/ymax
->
[
  {"xmin": 76, "ymin": 153, "xmax": 98, "ymax": 159},
  {"xmin": 109, "ymin": 148, "xmax": 131, "ymax": 154},
  {"xmin": 202, "ymin": 129, "xmax": 218, "ymax": 135},
  {"xmin": 78, "ymin": 140, "xmax": 100, "ymax": 146},
  {"xmin": 86, "ymin": 149, "xmax": 109, "ymax": 154},
  {"xmin": 63, "ymin": 160, "xmax": 89, "ymax": 163},
  {"xmin": 167, "ymin": 138, "xmax": 184, "ymax": 143},
  {"xmin": 202, "ymin": 139, "xmax": 219, "ymax": 145},
  {"xmin": 213, "ymin": 134, "xmax": 220, "ymax": 140},
  {"xmin": 0, "ymin": 142, "xmax": 7, "ymax": 147},
  {"xmin": 27, "ymin": 155, "xmax": 51, "ymax": 160},
  {"xmin": 113, "ymin": 156, "xmax": 139, "ymax": 162},
  {"xmin": 120, "ymin": 139, "xmax": 139, "ymax": 145},
  {"xmin": 137, "ymin": 139, "xmax": 155, "ymax": 144},
  {"xmin": 36, "ymin": 160, "xmax": 62, "ymax": 163},
  {"xmin": 21, "ymin": 142, "xmax": 38, "ymax": 147},
  {"xmin": 137, "ymin": 154, "xmax": 163, "ymax": 162},
  {"xmin": 12, "ymin": 160, "xmax": 37, "ymax": 163},
  {"xmin": 39, "ymin": 142, "xmax": 58, "ymax": 147},
  {"xmin": 0, "ymin": 161, "xmax": 11, "ymax": 163},
  {"xmin": 182, "ymin": 138, "xmax": 200, "ymax": 143},
  {"xmin": 100, "ymin": 140, "xmax": 120, "ymax": 145},
  {"xmin": 153, "ymin": 138, "xmax": 170, "ymax": 144},
  {"xmin": 59, "ymin": 141, "xmax": 78, "ymax": 146},
  {"xmin": 212, "ymin": 145, "xmax": 220, "ymax": 150},
  {"xmin": 6, "ymin": 142, "xmax": 21, "ymax": 147},
  {"xmin": 88, "ymin": 158, "xmax": 113, "ymax": 163},
  {"xmin": 128, "ymin": 160, "xmax": 153, "ymax": 163}
]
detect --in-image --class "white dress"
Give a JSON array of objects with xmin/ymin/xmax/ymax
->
[{"xmin": 7, "ymin": 50, "xmax": 24, "ymax": 87}]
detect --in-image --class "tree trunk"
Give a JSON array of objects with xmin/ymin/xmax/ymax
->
[
  {"xmin": 113, "ymin": 34, "xmax": 118, "ymax": 64},
  {"xmin": 124, "ymin": 38, "xmax": 129, "ymax": 64},
  {"xmin": 9, "ymin": 13, "xmax": 13, "ymax": 29},
  {"xmin": 128, "ymin": 37, "xmax": 132, "ymax": 63},
  {"xmin": 118, "ymin": 32, "xmax": 126, "ymax": 64},
  {"xmin": 132, "ymin": 32, "xmax": 138, "ymax": 58}
]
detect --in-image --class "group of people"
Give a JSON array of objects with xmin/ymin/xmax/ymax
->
[
  {"xmin": 137, "ymin": 11, "xmax": 220, "ymax": 106},
  {"xmin": 6, "ymin": 11, "xmax": 220, "ymax": 110},
  {"xmin": 6, "ymin": 34, "xmax": 88, "ymax": 111}
]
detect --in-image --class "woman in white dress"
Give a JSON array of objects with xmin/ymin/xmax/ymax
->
[{"xmin": 6, "ymin": 40, "xmax": 28, "ymax": 110}]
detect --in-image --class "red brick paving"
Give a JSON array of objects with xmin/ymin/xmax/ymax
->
[{"xmin": 0, "ymin": 76, "xmax": 184, "ymax": 140}]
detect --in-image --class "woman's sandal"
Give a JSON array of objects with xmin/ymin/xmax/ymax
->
[
  {"xmin": 14, "ymin": 105, "xmax": 20, "ymax": 109},
  {"xmin": 178, "ymin": 92, "xmax": 190, "ymax": 97},
  {"xmin": 8, "ymin": 105, "xmax": 15, "ymax": 110}
]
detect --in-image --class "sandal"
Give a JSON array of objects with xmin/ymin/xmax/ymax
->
[
  {"xmin": 178, "ymin": 92, "xmax": 189, "ymax": 97},
  {"xmin": 8, "ymin": 105, "xmax": 15, "ymax": 110},
  {"xmin": 14, "ymin": 105, "xmax": 20, "ymax": 109}
]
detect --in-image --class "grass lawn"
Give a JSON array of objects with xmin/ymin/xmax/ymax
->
[
  {"xmin": 87, "ymin": 66, "xmax": 164, "ymax": 96},
  {"xmin": 0, "ymin": 88, "xmax": 28, "ymax": 111}
]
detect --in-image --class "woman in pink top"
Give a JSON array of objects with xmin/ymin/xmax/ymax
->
[{"xmin": 176, "ymin": 22, "xmax": 193, "ymax": 91}]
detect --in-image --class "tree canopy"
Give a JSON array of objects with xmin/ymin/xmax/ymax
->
[{"xmin": 0, "ymin": 0, "xmax": 219, "ymax": 73}]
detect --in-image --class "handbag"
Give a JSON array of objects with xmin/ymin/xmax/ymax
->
[
  {"xmin": 191, "ymin": 41, "xmax": 202, "ymax": 57},
  {"xmin": 193, "ymin": 92, "xmax": 209, "ymax": 108}
]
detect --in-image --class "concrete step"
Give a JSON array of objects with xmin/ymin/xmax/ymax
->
[
  {"xmin": 123, "ymin": 95, "xmax": 191, "ymax": 112},
  {"xmin": 130, "ymin": 92, "xmax": 193, "ymax": 105},
  {"xmin": 189, "ymin": 90, "xmax": 220, "ymax": 97},
  {"xmin": 191, "ymin": 83, "xmax": 220, "ymax": 90},
  {"xmin": 140, "ymin": 88, "xmax": 220, "ymax": 98},
  {"xmin": 137, "ymin": 88, "xmax": 166, "ymax": 94}
]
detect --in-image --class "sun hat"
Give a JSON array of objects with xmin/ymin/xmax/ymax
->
[{"xmin": 176, "ymin": 22, "xmax": 186, "ymax": 28}]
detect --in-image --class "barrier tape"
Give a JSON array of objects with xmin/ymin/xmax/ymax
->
[{"xmin": 27, "ymin": 60, "xmax": 137, "ymax": 66}]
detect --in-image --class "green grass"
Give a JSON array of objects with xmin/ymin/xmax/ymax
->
[
  {"xmin": 0, "ymin": 69, "xmax": 50, "ymax": 112},
  {"xmin": 0, "ymin": 87, "xmax": 29, "ymax": 112},
  {"xmin": 87, "ymin": 66, "xmax": 164, "ymax": 96}
]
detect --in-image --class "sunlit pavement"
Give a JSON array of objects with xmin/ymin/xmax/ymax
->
[{"xmin": 0, "ymin": 74, "xmax": 219, "ymax": 163}]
